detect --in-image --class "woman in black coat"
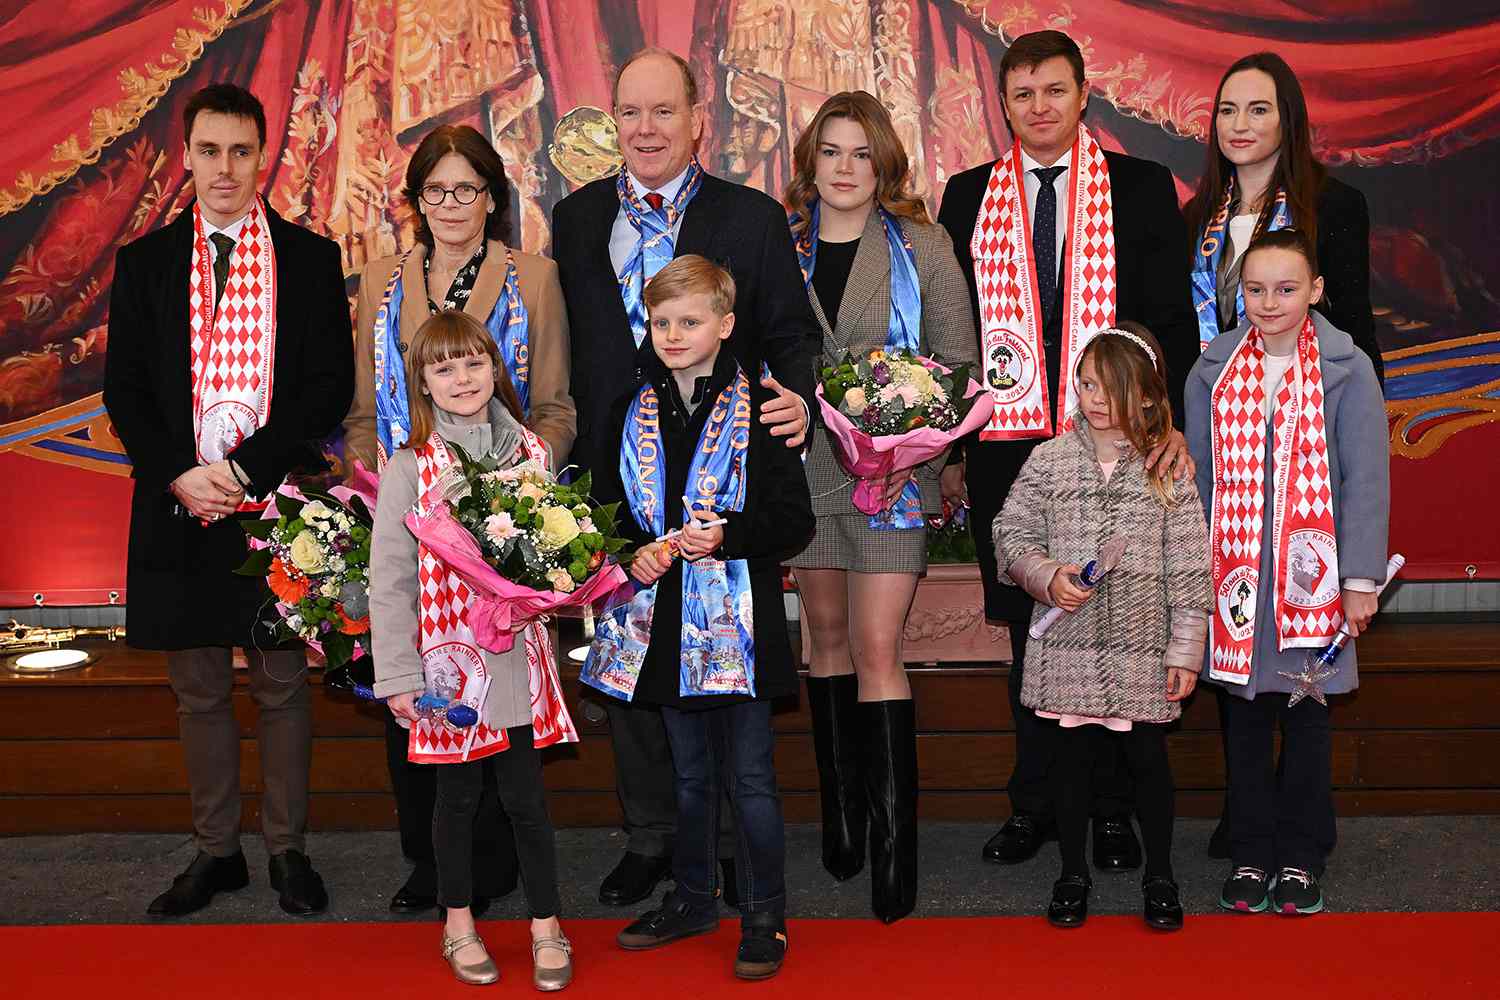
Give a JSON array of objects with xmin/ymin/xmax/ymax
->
[{"xmin": 1185, "ymin": 52, "xmax": 1384, "ymax": 383}]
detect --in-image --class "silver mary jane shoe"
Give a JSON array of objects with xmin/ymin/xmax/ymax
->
[{"xmin": 532, "ymin": 933, "xmax": 573, "ymax": 991}]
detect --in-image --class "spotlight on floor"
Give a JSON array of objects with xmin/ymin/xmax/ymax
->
[{"xmin": 13, "ymin": 648, "xmax": 90, "ymax": 671}]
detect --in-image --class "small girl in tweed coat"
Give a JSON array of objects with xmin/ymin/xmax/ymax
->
[{"xmin": 996, "ymin": 323, "xmax": 1211, "ymax": 931}]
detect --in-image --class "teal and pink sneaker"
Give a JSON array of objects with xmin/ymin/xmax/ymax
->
[
  {"xmin": 1271, "ymin": 868, "xmax": 1325, "ymax": 915},
  {"xmin": 1219, "ymin": 866, "xmax": 1270, "ymax": 912}
]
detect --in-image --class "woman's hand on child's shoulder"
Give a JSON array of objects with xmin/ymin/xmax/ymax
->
[
  {"xmin": 1047, "ymin": 564, "xmax": 1095, "ymax": 611},
  {"xmin": 1165, "ymin": 667, "xmax": 1198, "ymax": 702},
  {"xmin": 630, "ymin": 541, "xmax": 673, "ymax": 585},
  {"xmin": 1144, "ymin": 428, "xmax": 1196, "ymax": 482}
]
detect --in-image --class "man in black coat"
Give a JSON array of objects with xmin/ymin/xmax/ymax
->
[
  {"xmin": 936, "ymin": 32, "xmax": 1197, "ymax": 874},
  {"xmin": 551, "ymin": 48, "xmax": 819, "ymax": 906},
  {"xmin": 103, "ymin": 84, "xmax": 353, "ymax": 917}
]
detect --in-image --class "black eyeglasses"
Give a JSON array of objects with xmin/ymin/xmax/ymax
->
[{"xmin": 419, "ymin": 182, "xmax": 488, "ymax": 206}]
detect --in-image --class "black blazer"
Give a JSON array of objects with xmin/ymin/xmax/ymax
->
[
  {"xmin": 551, "ymin": 171, "xmax": 820, "ymax": 480},
  {"xmin": 103, "ymin": 204, "xmax": 354, "ymax": 650},
  {"xmin": 937, "ymin": 150, "xmax": 1196, "ymax": 622},
  {"xmin": 592, "ymin": 349, "xmax": 815, "ymax": 710}
]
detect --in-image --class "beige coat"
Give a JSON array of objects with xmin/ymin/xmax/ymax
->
[
  {"xmin": 801, "ymin": 212, "xmax": 978, "ymax": 517},
  {"xmin": 343, "ymin": 240, "xmax": 576, "ymax": 473},
  {"xmin": 996, "ymin": 421, "xmax": 1211, "ymax": 723}
]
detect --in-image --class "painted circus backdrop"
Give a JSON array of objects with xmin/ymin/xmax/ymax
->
[{"xmin": 2, "ymin": 1, "xmax": 1498, "ymax": 603}]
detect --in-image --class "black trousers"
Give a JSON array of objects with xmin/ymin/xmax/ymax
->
[
  {"xmin": 1224, "ymin": 693, "xmax": 1334, "ymax": 876},
  {"xmin": 604, "ymin": 696, "xmax": 736, "ymax": 859},
  {"xmin": 433, "ymin": 726, "xmax": 560, "ymax": 918},
  {"xmin": 1051, "ymin": 721, "xmax": 1175, "ymax": 879},
  {"xmin": 384, "ymin": 712, "xmax": 516, "ymax": 894},
  {"xmin": 1005, "ymin": 622, "xmax": 1134, "ymax": 821}
]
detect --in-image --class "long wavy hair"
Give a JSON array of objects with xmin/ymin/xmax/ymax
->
[
  {"xmin": 1184, "ymin": 53, "xmax": 1326, "ymax": 257},
  {"xmin": 784, "ymin": 91, "xmax": 929, "ymax": 237},
  {"xmin": 1076, "ymin": 322, "xmax": 1177, "ymax": 506}
]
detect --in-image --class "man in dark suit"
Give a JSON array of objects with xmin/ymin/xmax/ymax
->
[
  {"xmin": 936, "ymin": 31, "xmax": 1197, "ymax": 874},
  {"xmin": 103, "ymin": 84, "xmax": 353, "ymax": 917},
  {"xmin": 552, "ymin": 48, "xmax": 818, "ymax": 907}
]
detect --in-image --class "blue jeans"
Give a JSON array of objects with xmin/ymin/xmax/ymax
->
[{"xmin": 660, "ymin": 701, "xmax": 786, "ymax": 916}]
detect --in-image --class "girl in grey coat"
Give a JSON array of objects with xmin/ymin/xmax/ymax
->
[
  {"xmin": 998, "ymin": 324, "xmax": 1210, "ymax": 931},
  {"xmin": 1186, "ymin": 229, "xmax": 1389, "ymax": 917}
]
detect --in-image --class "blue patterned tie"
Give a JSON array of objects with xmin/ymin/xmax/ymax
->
[{"xmin": 1032, "ymin": 166, "xmax": 1065, "ymax": 327}]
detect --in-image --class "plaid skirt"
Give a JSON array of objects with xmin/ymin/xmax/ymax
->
[{"xmin": 788, "ymin": 513, "xmax": 927, "ymax": 574}]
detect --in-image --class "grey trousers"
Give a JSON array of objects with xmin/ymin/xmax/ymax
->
[
  {"xmin": 166, "ymin": 646, "xmax": 311, "ymax": 856},
  {"xmin": 604, "ymin": 696, "xmax": 736, "ymax": 859}
]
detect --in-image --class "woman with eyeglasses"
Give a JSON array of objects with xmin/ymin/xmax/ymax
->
[{"xmin": 342, "ymin": 125, "xmax": 576, "ymax": 974}]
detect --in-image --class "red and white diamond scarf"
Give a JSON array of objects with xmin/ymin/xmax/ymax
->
[
  {"xmin": 189, "ymin": 197, "xmax": 276, "ymax": 497},
  {"xmin": 1208, "ymin": 316, "xmax": 1342, "ymax": 685},
  {"xmin": 971, "ymin": 124, "xmax": 1115, "ymax": 440},
  {"xmin": 407, "ymin": 429, "xmax": 578, "ymax": 763}
]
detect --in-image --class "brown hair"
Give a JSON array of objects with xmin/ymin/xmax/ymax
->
[
  {"xmin": 1076, "ymin": 322, "xmax": 1176, "ymax": 505},
  {"xmin": 183, "ymin": 83, "xmax": 266, "ymax": 146},
  {"xmin": 999, "ymin": 30, "xmax": 1086, "ymax": 91},
  {"xmin": 643, "ymin": 254, "xmax": 736, "ymax": 316},
  {"xmin": 613, "ymin": 47, "xmax": 700, "ymax": 108},
  {"xmin": 1185, "ymin": 53, "xmax": 1326, "ymax": 258},
  {"xmin": 1242, "ymin": 227, "xmax": 1320, "ymax": 279},
  {"xmin": 784, "ymin": 90, "xmax": 930, "ymax": 236},
  {"xmin": 402, "ymin": 310, "xmax": 525, "ymax": 448},
  {"xmin": 403, "ymin": 125, "xmax": 514, "ymax": 247}
]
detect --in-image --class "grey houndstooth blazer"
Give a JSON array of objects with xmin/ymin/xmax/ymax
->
[{"xmin": 801, "ymin": 209, "xmax": 979, "ymax": 518}]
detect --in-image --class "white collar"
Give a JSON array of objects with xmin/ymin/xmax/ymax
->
[
  {"xmin": 1019, "ymin": 146, "xmax": 1071, "ymax": 176},
  {"xmin": 626, "ymin": 164, "xmax": 692, "ymax": 203},
  {"xmin": 201, "ymin": 208, "xmax": 252, "ymax": 244}
]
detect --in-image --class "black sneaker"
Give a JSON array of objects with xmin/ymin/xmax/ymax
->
[
  {"xmin": 616, "ymin": 891, "xmax": 719, "ymax": 950},
  {"xmin": 1272, "ymin": 868, "xmax": 1325, "ymax": 915},
  {"xmin": 1218, "ymin": 866, "xmax": 1270, "ymax": 913},
  {"xmin": 734, "ymin": 912, "xmax": 787, "ymax": 980}
]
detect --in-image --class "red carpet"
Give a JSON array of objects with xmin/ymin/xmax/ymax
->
[{"xmin": 4, "ymin": 914, "xmax": 1495, "ymax": 997}]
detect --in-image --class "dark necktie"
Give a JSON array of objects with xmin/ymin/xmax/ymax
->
[
  {"xmin": 1032, "ymin": 166, "xmax": 1065, "ymax": 326},
  {"xmin": 644, "ymin": 191, "xmax": 665, "ymax": 212},
  {"xmin": 209, "ymin": 231, "xmax": 236, "ymax": 310}
]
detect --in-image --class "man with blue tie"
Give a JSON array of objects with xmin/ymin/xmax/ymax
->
[
  {"xmin": 937, "ymin": 30, "xmax": 1198, "ymax": 876},
  {"xmin": 551, "ymin": 47, "xmax": 818, "ymax": 908}
]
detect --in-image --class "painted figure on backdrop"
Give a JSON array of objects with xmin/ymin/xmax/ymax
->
[
  {"xmin": 102, "ymin": 83, "xmax": 353, "ymax": 919},
  {"xmin": 784, "ymin": 91, "xmax": 976, "ymax": 923},
  {"xmin": 341, "ymin": 124, "xmax": 576, "ymax": 920},
  {"xmin": 550, "ymin": 47, "xmax": 819, "ymax": 910},
  {"xmin": 935, "ymin": 30, "xmax": 1198, "ymax": 873}
]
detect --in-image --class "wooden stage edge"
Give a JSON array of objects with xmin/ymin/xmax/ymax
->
[{"xmin": 1, "ymin": 622, "xmax": 1497, "ymax": 835}]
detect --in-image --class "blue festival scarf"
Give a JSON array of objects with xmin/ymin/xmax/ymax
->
[
  {"xmin": 792, "ymin": 202, "xmax": 924, "ymax": 530},
  {"xmin": 372, "ymin": 248, "xmax": 532, "ymax": 461},
  {"xmin": 617, "ymin": 160, "xmax": 705, "ymax": 348},
  {"xmin": 1191, "ymin": 179, "xmax": 1290, "ymax": 349},
  {"xmin": 581, "ymin": 367, "xmax": 756, "ymax": 701}
]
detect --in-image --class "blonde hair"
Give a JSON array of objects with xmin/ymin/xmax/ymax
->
[
  {"xmin": 643, "ymin": 254, "xmax": 736, "ymax": 316},
  {"xmin": 403, "ymin": 309, "xmax": 524, "ymax": 448},
  {"xmin": 1076, "ymin": 322, "xmax": 1177, "ymax": 506},
  {"xmin": 785, "ymin": 90, "xmax": 930, "ymax": 236}
]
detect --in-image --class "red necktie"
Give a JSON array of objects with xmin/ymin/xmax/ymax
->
[{"xmin": 644, "ymin": 192, "xmax": 665, "ymax": 212}]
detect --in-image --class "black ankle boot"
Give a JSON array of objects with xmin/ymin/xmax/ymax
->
[
  {"xmin": 864, "ymin": 699, "xmax": 917, "ymax": 924},
  {"xmin": 807, "ymin": 674, "xmax": 867, "ymax": 881}
]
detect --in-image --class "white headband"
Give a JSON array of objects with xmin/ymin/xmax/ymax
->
[{"xmin": 1092, "ymin": 328, "xmax": 1159, "ymax": 372}]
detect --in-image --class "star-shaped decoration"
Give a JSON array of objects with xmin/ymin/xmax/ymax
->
[{"xmin": 1278, "ymin": 660, "xmax": 1339, "ymax": 707}]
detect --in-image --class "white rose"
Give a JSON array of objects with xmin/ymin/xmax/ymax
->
[
  {"xmin": 300, "ymin": 501, "xmax": 333, "ymax": 523},
  {"xmin": 843, "ymin": 387, "xmax": 868, "ymax": 416}
]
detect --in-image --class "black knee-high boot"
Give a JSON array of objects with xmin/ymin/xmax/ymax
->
[
  {"xmin": 807, "ymin": 674, "xmax": 867, "ymax": 880},
  {"xmin": 865, "ymin": 699, "xmax": 917, "ymax": 923}
]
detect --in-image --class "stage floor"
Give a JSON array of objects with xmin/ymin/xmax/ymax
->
[{"xmin": 4, "ymin": 818, "xmax": 1497, "ymax": 925}]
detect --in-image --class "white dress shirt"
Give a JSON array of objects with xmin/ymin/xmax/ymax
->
[
  {"xmin": 1019, "ymin": 147, "xmax": 1069, "ymax": 267},
  {"xmin": 608, "ymin": 165, "xmax": 692, "ymax": 275},
  {"xmin": 202, "ymin": 210, "xmax": 251, "ymax": 262}
]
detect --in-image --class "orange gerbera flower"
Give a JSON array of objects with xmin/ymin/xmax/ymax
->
[
  {"xmin": 268, "ymin": 556, "xmax": 311, "ymax": 605},
  {"xmin": 339, "ymin": 609, "xmax": 371, "ymax": 635}
]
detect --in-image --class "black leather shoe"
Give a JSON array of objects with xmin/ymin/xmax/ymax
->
[
  {"xmin": 734, "ymin": 911, "xmax": 788, "ymax": 980},
  {"xmin": 1047, "ymin": 874, "xmax": 1091, "ymax": 928},
  {"xmin": 599, "ymin": 851, "xmax": 672, "ymax": 906},
  {"xmin": 982, "ymin": 814, "xmax": 1053, "ymax": 865},
  {"xmin": 616, "ymin": 891, "xmax": 719, "ymax": 950},
  {"xmin": 268, "ymin": 850, "xmax": 328, "ymax": 916},
  {"xmin": 719, "ymin": 858, "xmax": 740, "ymax": 910},
  {"xmin": 146, "ymin": 850, "xmax": 249, "ymax": 917},
  {"xmin": 1143, "ymin": 876, "xmax": 1184, "ymax": 930},
  {"xmin": 1092, "ymin": 816, "xmax": 1143, "ymax": 872},
  {"xmin": 389, "ymin": 863, "xmax": 436, "ymax": 913}
]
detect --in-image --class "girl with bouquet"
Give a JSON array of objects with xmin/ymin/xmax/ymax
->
[
  {"xmin": 783, "ymin": 91, "xmax": 978, "ymax": 922},
  {"xmin": 370, "ymin": 310, "xmax": 575, "ymax": 990},
  {"xmin": 997, "ymin": 323, "xmax": 1210, "ymax": 930}
]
